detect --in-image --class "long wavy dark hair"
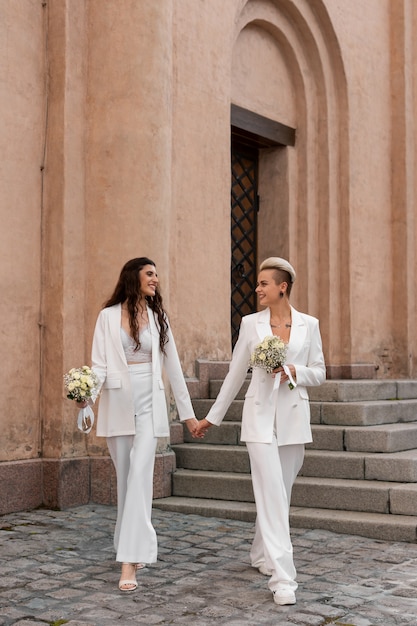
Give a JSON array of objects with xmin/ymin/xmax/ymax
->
[{"xmin": 104, "ymin": 257, "xmax": 169, "ymax": 353}]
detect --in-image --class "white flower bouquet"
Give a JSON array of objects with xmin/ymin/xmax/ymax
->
[
  {"xmin": 250, "ymin": 335, "xmax": 287, "ymax": 374},
  {"xmin": 250, "ymin": 336, "xmax": 296, "ymax": 390},
  {"xmin": 63, "ymin": 365, "xmax": 101, "ymax": 433},
  {"xmin": 64, "ymin": 365, "xmax": 100, "ymax": 402}
]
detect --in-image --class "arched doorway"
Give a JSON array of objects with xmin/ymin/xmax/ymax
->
[{"xmin": 232, "ymin": 0, "xmax": 349, "ymax": 371}]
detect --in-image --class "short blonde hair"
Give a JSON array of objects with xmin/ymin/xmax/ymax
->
[
  {"xmin": 259, "ymin": 257, "xmax": 296, "ymax": 282},
  {"xmin": 259, "ymin": 257, "xmax": 296, "ymax": 296}
]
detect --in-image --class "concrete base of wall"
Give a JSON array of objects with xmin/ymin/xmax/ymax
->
[
  {"xmin": 0, "ymin": 459, "xmax": 43, "ymax": 515},
  {"xmin": 0, "ymin": 451, "xmax": 177, "ymax": 515}
]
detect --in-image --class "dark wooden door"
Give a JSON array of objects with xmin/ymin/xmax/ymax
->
[{"xmin": 231, "ymin": 143, "xmax": 258, "ymax": 347}]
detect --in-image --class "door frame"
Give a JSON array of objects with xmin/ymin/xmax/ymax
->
[{"xmin": 230, "ymin": 105, "xmax": 296, "ymax": 345}]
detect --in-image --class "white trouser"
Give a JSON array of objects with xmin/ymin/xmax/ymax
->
[
  {"xmin": 247, "ymin": 438, "xmax": 304, "ymax": 593},
  {"xmin": 106, "ymin": 363, "xmax": 158, "ymax": 564}
]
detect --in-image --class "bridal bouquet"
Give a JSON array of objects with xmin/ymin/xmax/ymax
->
[
  {"xmin": 250, "ymin": 335, "xmax": 287, "ymax": 374},
  {"xmin": 63, "ymin": 366, "xmax": 101, "ymax": 433},
  {"xmin": 64, "ymin": 365, "xmax": 100, "ymax": 402},
  {"xmin": 250, "ymin": 336, "xmax": 295, "ymax": 389}
]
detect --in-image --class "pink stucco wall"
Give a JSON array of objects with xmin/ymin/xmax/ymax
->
[
  {"xmin": 1, "ymin": 0, "xmax": 416, "ymax": 512},
  {"xmin": 0, "ymin": 1, "xmax": 44, "ymax": 463}
]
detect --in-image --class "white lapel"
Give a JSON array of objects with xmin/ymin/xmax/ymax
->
[
  {"xmin": 287, "ymin": 306, "xmax": 308, "ymax": 359},
  {"xmin": 255, "ymin": 306, "xmax": 307, "ymax": 358},
  {"xmin": 108, "ymin": 304, "xmax": 127, "ymax": 365},
  {"xmin": 255, "ymin": 308, "xmax": 272, "ymax": 341}
]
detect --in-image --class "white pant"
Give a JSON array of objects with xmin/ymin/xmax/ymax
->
[
  {"xmin": 106, "ymin": 363, "xmax": 158, "ymax": 564},
  {"xmin": 247, "ymin": 439, "xmax": 304, "ymax": 593}
]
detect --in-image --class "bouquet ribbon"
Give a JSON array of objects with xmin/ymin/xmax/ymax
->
[
  {"xmin": 273, "ymin": 365, "xmax": 297, "ymax": 391},
  {"xmin": 77, "ymin": 406, "xmax": 95, "ymax": 434},
  {"xmin": 284, "ymin": 365, "xmax": 297, "ymax": 389}
]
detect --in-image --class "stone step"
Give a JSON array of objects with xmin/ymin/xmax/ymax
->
[
  {"xmin": 290, "ymin": 507, "xmax": 417, "ymax": 543},
  {"xmin": 192, "ymin": 398, "xmax": 243, "ymax": 421},
  {"xmin": 173, "ymin": 443, "xmax": 368, "ymax": 479},
  {"xmin": 153, "ymin": 496, "xmax": 256, "ymax": 523},
  {"xmin": 364, "ymin": 449, "xmax": 417, "ymax": 482},
  {"xmin": 314, "ymin": 399, "xmax": 417, "ymax": 426},
  {"xmin": 307, "ymin": 425, "xmax": 344, "ymax": 450},
  {"xmin": 292, "ymin": 476, "xmax": 392, "ymax": 513},
  {"xmin": 309, "ymin": 379, "xmax": 417, "ymax": 403},
  {"xmin": 183, "ymin": 421, "xmax": 243, "ymax": 446},
  {"xmin": 389, "ymin": 483, "xmax": 417, "ymax": 516},
  {"xmin": 344, "ymin": 422, "xmax": 417, "ymax": 452},
  {"xmin": 172, "ymin": 468, "xmax": 417, "ymax": 516},
  {"xmin": 171, "ymin": 444, "xmax": 250, "ymax": 473},
  {"xmin": 153, "ymin": 497, "xmax": 417, "ymax": 542},
  {"xmin": 194, "ymin": 394, "xmax": 417, "ymax": 427},
  {"xmin": 310, "ymin": 422, "xmax": 417, "ymax": 453},
  {"xmin": 172, "ymin": 469, "xmax": 254, "ymax": 502},
  {"xmin": 209, "ymin": 378, "xmax": 417, "ymax": 402},
  {"xmin": 175, "ymin": 368, "xmax": 417, "ymax": 544},
  {"xmin": 301, "ymin": 448, "xmax": 417, "ymax": 482},
  {"xmin": 302, "ymin": 449, "xmax": 365, "ymax": 477},
  {"xmin": 173, "ymin": 444, "xmax": 417, "ymax": 483},
  {"xmin": 209, "ymin": 379, "xmax": 249, "ymax": 400},
  {"xmin": 183, "ymin": 420, "xmax": 417, "ymax": 453}
]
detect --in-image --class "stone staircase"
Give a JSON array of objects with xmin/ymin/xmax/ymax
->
[{"xmin": 153, "ymin": 362, "xmax": 417, "ymax": 542}]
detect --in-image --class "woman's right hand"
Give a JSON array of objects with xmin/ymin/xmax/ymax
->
[{"xmin": 195, "ymin": 418, "xmax": 212, "ymax": 437}]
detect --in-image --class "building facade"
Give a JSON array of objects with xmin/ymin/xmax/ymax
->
[{"xmin": 1, "ymin": 0, "xmax": 416, "ymax": 514}]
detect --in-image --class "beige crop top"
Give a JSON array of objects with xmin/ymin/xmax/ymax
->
[{"xmin": 120, "ymin": 326, "xmax": 152, "ymax": 363}]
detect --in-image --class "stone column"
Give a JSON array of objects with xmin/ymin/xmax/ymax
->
[
  {"xmin": 0, "ymin": 0, "xmax": 45, "ymax": 514},
  {"xmin": 41, "ymin": 0, "xmax": 91, "ymax": 507},
  {"xmin": 85, "ymin": 0, "xmax": 174, "ymax": 307},
  {"xmin": 85, "ymin": 0, "xmax": 176, "ymax": 501},
  {"xmin": 41, "ymin": 0, "xmax": 177, "ymax": 507}
]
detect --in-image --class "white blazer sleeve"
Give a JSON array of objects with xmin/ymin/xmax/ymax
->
[
  {"xmin": 206, "ymin": 317, "xmax": 251, "ymax": 426},
  {"xmin": 294, "ymin": 318, "xmax": 326, "ymax": 387},
  {"xmin": 91, "ymin": 310, "xmax": 107, "ymax": 391},
  {"xmin": 163, "ymin": 324, "xmax": 196, "ymax": 421}
]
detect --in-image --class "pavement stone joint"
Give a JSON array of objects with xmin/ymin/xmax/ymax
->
[{"xmin": 0, "ymin": 504, "xmax": 416, "ymax": 625}]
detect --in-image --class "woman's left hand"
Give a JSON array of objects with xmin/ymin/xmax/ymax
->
[{"xmin": 184, "ymin": 418, "xmax": 206, "ymax": 439}]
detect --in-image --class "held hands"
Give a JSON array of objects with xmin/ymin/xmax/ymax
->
[
  {"xmin": 184, "ymin": 418, "xmax": 213, "ymax": 439},
  {"xmin": 184, "ymin": 418, "xmax": 205, "ymax": 439},
  {"xmin": 195, "ymin": 418, "xmax": 212, "ymax": 438}
]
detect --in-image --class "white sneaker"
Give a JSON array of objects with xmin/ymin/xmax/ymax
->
[
  {"xmin": 273, "ymin": 589, "xmax": 296, "ymax": 605},
  {"xmin": 258, "ymin": 563, "xmax": 273, "ymax": 576}
]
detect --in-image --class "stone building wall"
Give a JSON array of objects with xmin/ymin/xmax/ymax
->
[{"xmin": 0, "ymin": 0, "xmax": 416, "ymax": 514}]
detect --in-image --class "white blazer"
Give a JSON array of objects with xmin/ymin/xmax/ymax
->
[
  {"xmin": 91, "ymin": 303, "xmax": 195, "ymax": 437},
  {"xmin": 206, "ymin": 307, "xmax": 326, "ymax": 445}
]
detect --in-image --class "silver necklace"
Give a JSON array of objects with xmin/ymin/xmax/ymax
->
[{"xmin": 270, "ymin": 323, "xmax": 292, "ymax": 329}]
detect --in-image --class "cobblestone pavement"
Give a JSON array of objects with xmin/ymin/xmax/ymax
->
[{"xmin": 0, "ymin": 504, "xmax": 416, "ymax": 625}]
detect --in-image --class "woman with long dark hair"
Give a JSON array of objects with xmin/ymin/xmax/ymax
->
[{"xmin": 89, "ymin": 257, "xmax": 200, "ymax": 591}]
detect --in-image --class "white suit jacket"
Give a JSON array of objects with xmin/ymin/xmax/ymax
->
[
  {"xmin": 206, "ymin": 307, "xmax": 326, "ymax": 445},
  {"xmin": 91, "ymin": 304, "xmax": 195, "ymax": 437}
]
